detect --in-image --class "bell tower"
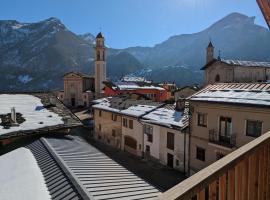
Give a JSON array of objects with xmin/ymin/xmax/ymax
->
[
  {"xmin": 206, "ymin": 41, "xmax": 214, "ymax": 64},
  {"xmin": 94, "ymin": 32, "xmax": 106, "ymax": 97}
]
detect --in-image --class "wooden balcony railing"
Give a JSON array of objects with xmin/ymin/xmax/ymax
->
[{"xmin": 156, "ymin": 131, "xmax": 270, "ymax": 200}]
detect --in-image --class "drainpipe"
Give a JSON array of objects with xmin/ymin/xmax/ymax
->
[
  {"xmin": 188, "ymin": 101, "xmax": 192, "ymax": 177},
  {"xmin": 183, "ymin": 127, "xmax": 187, "ymax": 174},
  {"xmin": 138, "ymin": 119, "xmax": 145, "ymax": 159}
]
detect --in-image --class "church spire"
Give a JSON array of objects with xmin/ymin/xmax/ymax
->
[{"xmin": 206, "ymin": 41, "xmax": 214, "ymax": 64}]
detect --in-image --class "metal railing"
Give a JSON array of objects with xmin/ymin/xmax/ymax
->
[{"xmin": 209, "ymin": 129, "xmax": 236, "ymax": 148}]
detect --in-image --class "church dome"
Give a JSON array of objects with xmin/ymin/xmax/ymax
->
[{"xmin": 96, "ymin": 32, "xmax": 104, "ymax": 38}]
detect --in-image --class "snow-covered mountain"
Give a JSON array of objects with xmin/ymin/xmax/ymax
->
[
  {"xmin": 0, "ymin": 18, "xmax": 143, "ymax": 92},
  {"xmin": 78, "ymin": 33, "xmax": 95, "ymax": 44},
  {"xmin": 124, "ymin": 13, "xmax": 270, "ymax": 69},
  {"xmin": 0, "ymin": 12, "xmax": 270, "ymax": 91}
]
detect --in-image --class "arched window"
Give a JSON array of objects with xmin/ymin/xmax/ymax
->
[
  {"xmin": 97, "ymin": 51, "xmax": 101, "ymax": 61},
  {"xmin": 215, "ymin": 74, "xmax": 220, "ymax": 82}
]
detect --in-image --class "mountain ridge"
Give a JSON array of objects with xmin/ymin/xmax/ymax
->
[{"xmin": 0, "ymin": 12, "xmax": 270, "ymax": 91}]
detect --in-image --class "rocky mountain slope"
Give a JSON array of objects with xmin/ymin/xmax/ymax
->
[
  {"xmin": 0, "ymin": 12, "xmax": 269, "ymax": 91},
  {"xmin": 124, "ymin": 13, "xmax": 270, "ymax": 69},
  {"xmin": 0, "ymin": 18, "xmax": 143, "ymax": 91}
]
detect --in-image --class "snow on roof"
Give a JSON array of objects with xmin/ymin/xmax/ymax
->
[
  {"xmin": 189, "ymin": 83, "xmax": 270, "ymax": 106},
  {"xmin": 0, "ymin": 148, "xmax": 51, "ymax": 200},
  {"xmin": 0, "ymin": 94, "xmax": 63, "ymax": 135},
  {"xmin": 222, "ymin": 59, "xmax": 270, "ymax": 68},
  {"xmin": 93, "ymin": 97, "xmax": 161, "ymax": 117},
  {"xmin": 121, "ymin": 105, "xmax": 157, "ymax": 117},
  {"xmin": 122, "ymin": 76, "xmax": 149, "ymax": 83},
  {"xmin": 143, "ymin": 107, "xmax": 188, "ymax": 129},
  {"xmin": 92, "ymin": 98, "xmax": 121, "ymax": 114},
  {"xmin": 114, "ymin": 82, "xmax": 165, "ymax": 91}
]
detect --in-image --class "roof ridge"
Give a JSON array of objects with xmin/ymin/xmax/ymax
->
[{"xmin": 40, "ymin": 138, "xmax": 93, "ymax": 200}]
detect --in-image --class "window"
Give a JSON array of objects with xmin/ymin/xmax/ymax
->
[
  {"xmin": 98, "ymin": 124, "xmax": 101, "ymax": 131},
  {"xmin": 246, "ymin": 120, "xmax": 262, "ymax": 137},
  {"xmin": 215, "ymin": 74, "xmax": 220, "ymax": 82},
  {"xmin": 198, "ymin": 113, "xmax": 207, "ymax": 127},
  {"xmin": 99, "ymin": 110, "xmax": 102, "ymax": 117},
  {"xmin": 144, "ymin": 124, "xmax": 153, "ymax": 134},
  {"xmin": 123, "ymin": 118, "xmax": 128, "ymax": 127},
  {"xmin": 111, "ymin": 114, "xmax": 117, "ymax": 121},
  {"xmin": 129, "ymin": 120, "xmax": 133, "ymax": 129},
  {"xmin": 112, "ymin": 129, "xmax": 116, "ymax": 137},
  {"xmin": 196, "ymin": 147, "xmax": 205, "ymax": 161},
  {"xmin": 147, "ymin": 134, "xmax": 153, "ymax": 143},
  {"xmin": 176, "ymin": 159, "xmax": 179, "ymax": 166},
  {"xmin": 167, "ymin": 132, "xmax": 174, "ymax": 150},
  {"xmin": 143, "ymin": 124, "xmax": 153, "ymax": 142},
  {"xmin": 219, "ymin": 117, "xmax": 232, "ymax": 137},
  {"xmin": 146, "ymin": 145, "xmax": 150, "ymax": 153}
]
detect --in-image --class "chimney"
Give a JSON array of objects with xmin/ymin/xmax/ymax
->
[
  {"xmin": 49, "ymin": 96, "xmax": 56, "ymax": 106},
  {"xmin": 176, "ymin": 98, "xmax": 186, "ymax": 111},
  {"xmin": 11, "ymin": 107, "xmax": 16, "ymax": 123}
]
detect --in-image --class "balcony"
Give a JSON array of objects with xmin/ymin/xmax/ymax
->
[
  {"xmin": 155, "ymin": 131, "xmax": 270, "ymax": 200},
  {"xmin": 209, "ymin": 129, "xmax": 236, "ymax": 148}
]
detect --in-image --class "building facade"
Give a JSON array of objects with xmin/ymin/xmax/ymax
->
[
  {"xmin": 104, "ymin": 82, "xmax": 168, "ymax": 102},
  {"xmin": 142, "ymin": 122, "xmax": 189, "ymax": 172},
  {"xmin": 94, "ymin": 109, "xmax": 122, "ymax": 149},
  {"xmin": 202, "ymin": 42, "xmax": 270, "ymax": 85},
  {"xmin": 58, "ymin": 72, "xmax": 94, "ymax": 107},
  {"xmin": 188, "ymin": 83, "xmax": 270, "ymax": 174},
  {"xmin": 92, "ymin": 96, "xmax": 189, "ymax": 172}
]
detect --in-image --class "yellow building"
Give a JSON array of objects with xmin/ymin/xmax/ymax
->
[
  {"xmin": 58, "ymin": 72, "xmax": 94, "ymax": 107},
  {"xmin": 92, "ymin": 96, "xmax": 162, "ymax": 156}
]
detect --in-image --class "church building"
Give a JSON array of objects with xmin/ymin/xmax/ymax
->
[
  {"xmin": 202, "ymin": 42, "xmax": 270, "ymax": 85},
  {"xmin": 58, "ymin": 32, "xmax": 107, "ymax": 107}
]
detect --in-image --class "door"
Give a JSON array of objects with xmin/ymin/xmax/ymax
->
[
  {"xmin": 71, "ymin": 98, "xmax": 75, "ymax": 107},
  {"xmin": 219, "ymin": 117, "xmax": 232, "ymax": 143},
  {"xmin": 167, "ymin": 153, "xmax": 174, "ymax": 168}
]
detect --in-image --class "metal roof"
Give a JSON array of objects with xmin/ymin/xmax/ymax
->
[
  {"xmin": 221, "ymin": 59, "xmax": 270, "ymax": 68},
  {"xmin": 201, "ymin": 58, "xmax": 270, "ymax": 70},
  {"xmin": 26, "ymin": 139, "xmax": 83, "ymax": 200},
  {"xmin": 44, "ymin": 136, "xmax": 161, "ymax": 200},
  {"xmin": 188, "ymin": 83, "xmax": 270, "ymax": 107}
]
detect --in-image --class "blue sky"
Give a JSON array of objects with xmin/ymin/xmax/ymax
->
[{"xmin": 0, "ymin": 0, "xmax": 267, "ymax": 48}]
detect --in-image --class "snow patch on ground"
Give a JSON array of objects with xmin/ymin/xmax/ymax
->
[
  {"xmin": 0, "ymin": 148, "xmax": 51, "ymax": 200},
  {"xmin": 0, "ymin": 94, "xmax": 63, "ymax": 135}
]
